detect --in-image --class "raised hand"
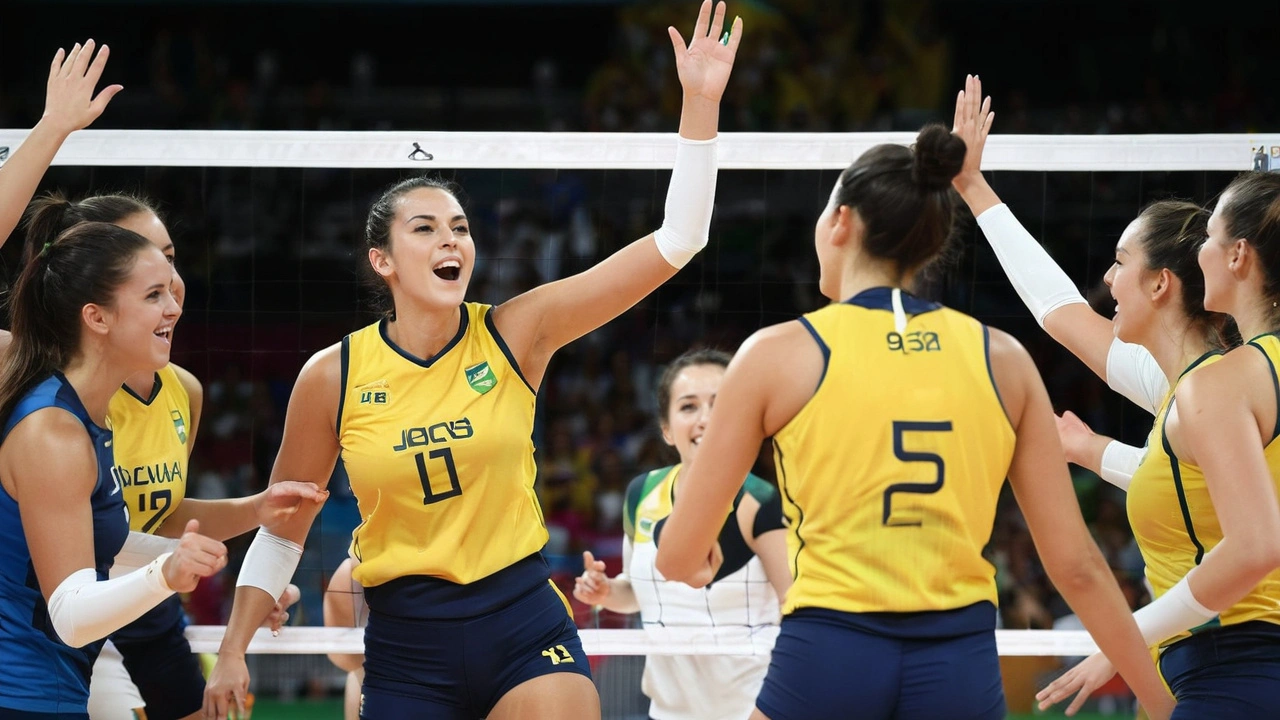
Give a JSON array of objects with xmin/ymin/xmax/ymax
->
[
  {"xmin": 252, "ymin": 481, "xmax": 329, "ymax": 527},
  {"xmin": 668, "ymin": 0, "xmax": 743, "ymax": 103},
  {"xmin": 43, "ymin": 39, "xmax": 123, "ymax": 136},
  {"xmin": 162, "ymin": 519, "xmax": 227, "ymax": 593},
  {"xmin": 952, "ymin": 73, "xmax": 994, "ymax": 188},
  {"xmin": 572, "ymin": 550, "xmax": 612, "ymax": 605}
]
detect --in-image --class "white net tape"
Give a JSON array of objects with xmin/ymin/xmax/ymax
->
[
  {"xmin": 183, "ymin": 626, "xmax": 1099, "ymax": 657},
  {"xmin": 0, "ymin": 130, "xmax": 1278, "ymax": 170}
]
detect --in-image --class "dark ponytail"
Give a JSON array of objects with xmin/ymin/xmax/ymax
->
[
  {"xmin": 21, "ymin": 191, "xmax": 158, "ymax": 267},
  {"xmin": 0, "ymin": 222, "xmax": 152, "ymax": 422}
]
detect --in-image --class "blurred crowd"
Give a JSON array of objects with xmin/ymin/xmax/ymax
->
[{"xmin": 1, "ymin": 0, "xmax": 1269, "ymax": 704}]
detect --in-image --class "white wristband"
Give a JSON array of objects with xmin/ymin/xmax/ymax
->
[
  {"xmin": 654, "ymin": 136, "xmax": 718, "ymax": 269},
  {"xmin": 1099, "ymin": 440, "xmax": 1143, "ymax": 491},
  {"xmin": 47, "ymin": 554, "xmax": 175, "ymax": 648},
  {"xmin": 975, "ymin": 203, "xmax": 1087, "ymax": 327},
  {"xmin": 1133, "ymin": 569, "xmax": 1217, "ymax": 647},
  {"xmin": 237, "ymin": 528, "xmax": 303, "ymax": 601}
]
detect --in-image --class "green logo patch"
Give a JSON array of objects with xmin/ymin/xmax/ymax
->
[
  {"xmin": 465, "ymin": 361, "xmax": 497, "ymax": 395},
  {"xmin": 171, "ymin": 409, "xmax": 188, "ymax": 444}
]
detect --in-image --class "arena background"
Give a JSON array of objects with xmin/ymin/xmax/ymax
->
[{"xmin": 1, "ymin": 0, "xmax": 1274, "ymax": 717}]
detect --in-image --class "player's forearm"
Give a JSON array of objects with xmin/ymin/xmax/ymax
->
[
  {"xmin": 155, "ymin": 497, "xmax": 258, "ymax": 541},
  {"xmin": 217, "ymin": 586, "xmax": 280, "ymax": 656},
  {"xmin": 0, "ymin": 120, "xmax": 71, "ymax": 243},
  {"xmin": 600, "ymin": 578, "xmax": 640, "ymax": 615}
]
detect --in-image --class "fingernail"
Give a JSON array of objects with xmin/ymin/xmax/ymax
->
[{"xmin": 720, "ymin": 31, "xmax": 730, "ymax": 45}]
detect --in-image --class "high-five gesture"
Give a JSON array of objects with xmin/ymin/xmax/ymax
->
[
  {"xmin": 668, "ymin": 1, "xmax": 742, "ymax": 104},
  {"xmin": 44, "ymin": 39, "xmax": 123, "ymax": 135},
  {"xmin": 950, "ymin": 73, "xmax": 1000, "ymax": 216}
]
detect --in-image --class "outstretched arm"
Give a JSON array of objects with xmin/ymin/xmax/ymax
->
[
  {"xmin": 951, "ymin": 75, "xmax": 1166, "ymax": 409},
  {"xmin": 0, "ymin": 40, "xmax": 121, "ymax": 244},
  {"xmin": 493, "ymin": 0, "xmax": 743, "ymax": 389}
]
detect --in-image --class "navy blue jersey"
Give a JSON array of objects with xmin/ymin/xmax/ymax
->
[{"xmin": 0, "ymin": 374, "xmax": 128, "ymax": 715}]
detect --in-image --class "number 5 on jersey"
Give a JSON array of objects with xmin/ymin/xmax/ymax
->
[{"xmin": 883, "ymin": 421, "xmax": 952, "ymax": 527}]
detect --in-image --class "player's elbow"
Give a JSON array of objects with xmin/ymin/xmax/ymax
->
[
  {"xmin": 1040, "ymin": 547, "xmax": 1112, "ymax": 597},
  {"xmin": 654, "ymin": 546, "xmax": 691, "ymax": 583},
  {"xmin": 1232, "ymin": 530, "xmax": 1280, "ymax": 580}
]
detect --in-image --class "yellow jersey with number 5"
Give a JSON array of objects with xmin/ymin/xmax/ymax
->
[
  {"xmin": 340, "ymin": 302, "xmax": 545, "ymax": 588},
  {"xmin": 772, "ymin": 288, "xmax": 1016, "ymax": 616},
  {"xmin": 108, "ymin": 364, "xmax": 192, "ymax": 535}
]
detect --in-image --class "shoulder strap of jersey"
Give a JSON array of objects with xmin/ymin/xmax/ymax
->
[{"xmin": 623, "ymin": 466, "xmax": 673, "ymax": 540}]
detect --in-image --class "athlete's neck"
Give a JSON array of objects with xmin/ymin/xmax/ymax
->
[
  {"xmin": 62, "ymin": 351, "xmax": 132, "ymax": 425},
  {"xmin": 835, "ymin": 254, "xmax": 901, "ymax": 302},
  {"xmin": 1140, "ymin": 315, "xmax": 1213, "ymax": 387},
  {"xmin": 123, "ymin": 369, "xmax": 157, "ymax": 398},
  {"xmin": 385, "ymin": 304, "xmax": 463, "ymax": 361}
]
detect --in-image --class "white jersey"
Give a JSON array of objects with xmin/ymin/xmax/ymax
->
[{"xmin": 623, "ymin": 465, "xmax": 782, "ymax": 720}]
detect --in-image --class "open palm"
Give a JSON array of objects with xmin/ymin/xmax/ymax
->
[{"xmin": 669, "ymin": 0, "xmax": 742, "ymax": 103}]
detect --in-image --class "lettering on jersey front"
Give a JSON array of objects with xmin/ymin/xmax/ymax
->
[
  {"xmin": 886, "ymin": 331, "xmax": 941, "ymax": 355},
  {"xmin": 112, "ymin": 461, "xmax": 184, "ymax": 488},
  {"xmin": 391, "ymin": 417, "xmax": 473, "ymax": 504},
  {"xmin": 391, "ymin": 418, "xmax": 474, "ymax": 452}
]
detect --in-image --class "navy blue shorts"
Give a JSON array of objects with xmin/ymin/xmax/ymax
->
[
  {"xmin": 756, "ymin": 608, "xmax": 1005, "ymax": 720},
  {"xmin": 0, "ymin": 710, "xmax": 87, "ymax": 719},
  {"xmin": 1160, "ymin": 621, "xmax": 1280, "ymax": 720},
  {"xmin": 112, "ymin": 600, "xmax": 204, "ymax": 720},
  {"xmin": 360, "ymin": 580, "xmax": 591, "ymax": 719}
]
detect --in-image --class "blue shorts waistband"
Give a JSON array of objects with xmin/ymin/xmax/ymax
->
[{"xmin": 363, "ymin": 553, "xmax": 551, "ymax": 620}]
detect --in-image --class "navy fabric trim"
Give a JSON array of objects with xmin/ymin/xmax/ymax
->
[
  {"xmin": 773, "ymin": 442, "xmax": 805, "ymax": 582},
  {"xmin": 982, "ymin": 325, "xmax": 1012, "ymax": 425},
  {"xmin": 483, "ymin": 306, "xmax": 536, "ymax": 394},
  {"xmin": 121, "ymin": 372, "xmax": 163, "ymax": 406},
  {"xmin": 377, "ymin": 305, "xmax": 469, "ymax": 368},
  {"xmin": 797, "ymin": 318, "xmax": 830, "ymax": 393},
  {"xmin": 1162, "ymin": 414, "xmax": 1206, "ymax": 565},
  {"xmin": 336, "ymin": 336, "xmax": 350, "ymax": 435},
  {"xmin": 1246, "ymin": 340, "xmax": 1280, "ymax": 443},
  {"xmin": 843, "ymin": 286, "xmax": 942, "ymax": 314}
]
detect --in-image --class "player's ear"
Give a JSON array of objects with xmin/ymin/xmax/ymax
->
[{"xmin": 368, "ymin": 246, "xmax": 394, "ymax": 279}]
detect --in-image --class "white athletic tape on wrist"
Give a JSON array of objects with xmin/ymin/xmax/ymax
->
[
  {"xmin": 654, "ymin": 136, "xmax": 718, "ymax": 269},
  {"xmin": 975, "ymin": 203, "xmax": 1087, "ymax": 327},
  {"xmin": 237, "ymin": 528, "xmax": 303, "ymax": 601},
  {"xmin": 1099, "ymin": 440, "xmax": 1142, "ymax": 491},
  {"xmin": 48, "ymin": 554, "xmax": 175, "ymax": 648},
  {"xmin": 1133, "ymin": 569, "xmax": 1216, "ymax": 647}
]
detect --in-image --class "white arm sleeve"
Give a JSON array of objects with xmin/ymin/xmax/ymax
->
[
  {"xmin": 1105, "ymin": 337, "xmax": 1170, "ymax": 416},
  {"xmin": 47, "ymin": 554, "xmax": 175, "ymax": 648},
  {"xmin": 1099, "ymin": 440, "xmax": 1144, "ymax": 491},
  {"xmin": 1132, "ymin": 569, "xmax": 1216, "ymax": 647},
  {"xmin": 236, "ymin": 528, "xmax": 303, "ymax": 601},
  {"xmin": 618, "ymin": 535, "xmax": 634, "ymax": 582},
  {"xmin": 110, "ymin": 531, "xmax": 180, "ymax": 577},
  {"xmin": 653, "ymin": 136, "xmax": 718, "ymax": 269},
  {"xmin": 974, "ymin": 203, "xmax": 1088, "ymax": 327}
]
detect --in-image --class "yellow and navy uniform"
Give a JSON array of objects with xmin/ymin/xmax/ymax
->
[
  {"xmin": 756, "ymin": 288, "xmax": 1015, "ymax": 720},
  {"xmin": 1129, "ymin": 347, "xmax": 1280, "ymax": 646},
  {"xmin": 343, "ymin": 304, "xmax": 590, "ymax": 718},
  {"xmin": 102, "ymin": 364, "xmax": 208, "ymax": 718},
  {"xmin": 772, "ymin": 287, "xmax": 1016, "ymax": 618},
  {"xmin": 110, "ymin": 364, "xmax": 192, "ymax": 535},
  {"xmin": 340, "ymin": 302, "xmax": 545, "ymax": 592}
]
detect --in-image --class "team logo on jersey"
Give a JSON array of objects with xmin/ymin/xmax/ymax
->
[
  {"xmin": 357, "ymin": 379, "xmax": 390, "ymax": 405},
  {"xmin": 171, "ymin": 409, "xmax": 188, "ymax": 444},
  {"xmin": 465, "ymin": 361, "xmax": 497, "ymax": 395}
]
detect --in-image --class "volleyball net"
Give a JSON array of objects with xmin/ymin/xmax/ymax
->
[{"xmin": 2, "ymin": 129, "xmax": 1277, "ymax": 713}]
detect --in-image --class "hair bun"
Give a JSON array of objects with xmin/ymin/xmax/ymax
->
[{"xmin": 911, "ymin": 124, "xmax": 966, "ymax": 192}]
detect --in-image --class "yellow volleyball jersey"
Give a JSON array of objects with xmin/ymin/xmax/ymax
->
[
  {"xmin": 108, "ymin": 364, "xmax": 192, "ymax": 534},
  {"xmin": 1129, "ymin": 344, "xmax": 1280, "ymax": 646},
  {"xmin": 772, "ymin": 288, "xmax": 1016, "ymax": 616},
  {"xmin": 340, "ymin": 302, "xmax": 546, "ymax": 588}
]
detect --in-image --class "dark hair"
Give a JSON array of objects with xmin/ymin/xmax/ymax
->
[
  {"xmin": 1218, "ymin": 172, "xmax": 1280, "ymax": 325},
  {"xmin": 22, "ymin": 191, "xmax": 160, "ymax": 266},
  {"xmin": 364, "ymin": 176, "xmax": 466, "ymax": 319},
  {"xmin": 833, "ymin": 123, "xmax": 966, "ymax": 281},
  {"xmin": 655, "ymin": 348, "xmax": 732, "ymax": 426},
  {"xmin": 0, "ymin": 222, "xmax": 153, "ymax": 422},
  {"xmin": 1133, "ymin": 200, "xmax": 1236, "ymax": 348}
]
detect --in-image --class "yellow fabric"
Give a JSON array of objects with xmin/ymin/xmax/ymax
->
[
  {"xmin": 108, "ymin": 364, "xmax": 191, "ymax": 534},
  {"xmin": 1130, "ymin": 345, "xmax": 1280, "ymax": 646},
  {"xmin": 340, "ymin": 303, "xmax": 546, "ymax": 587},
  {"xmin": 773, "ymin": 294, "xmax": 1015, "ymax": 615}
]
